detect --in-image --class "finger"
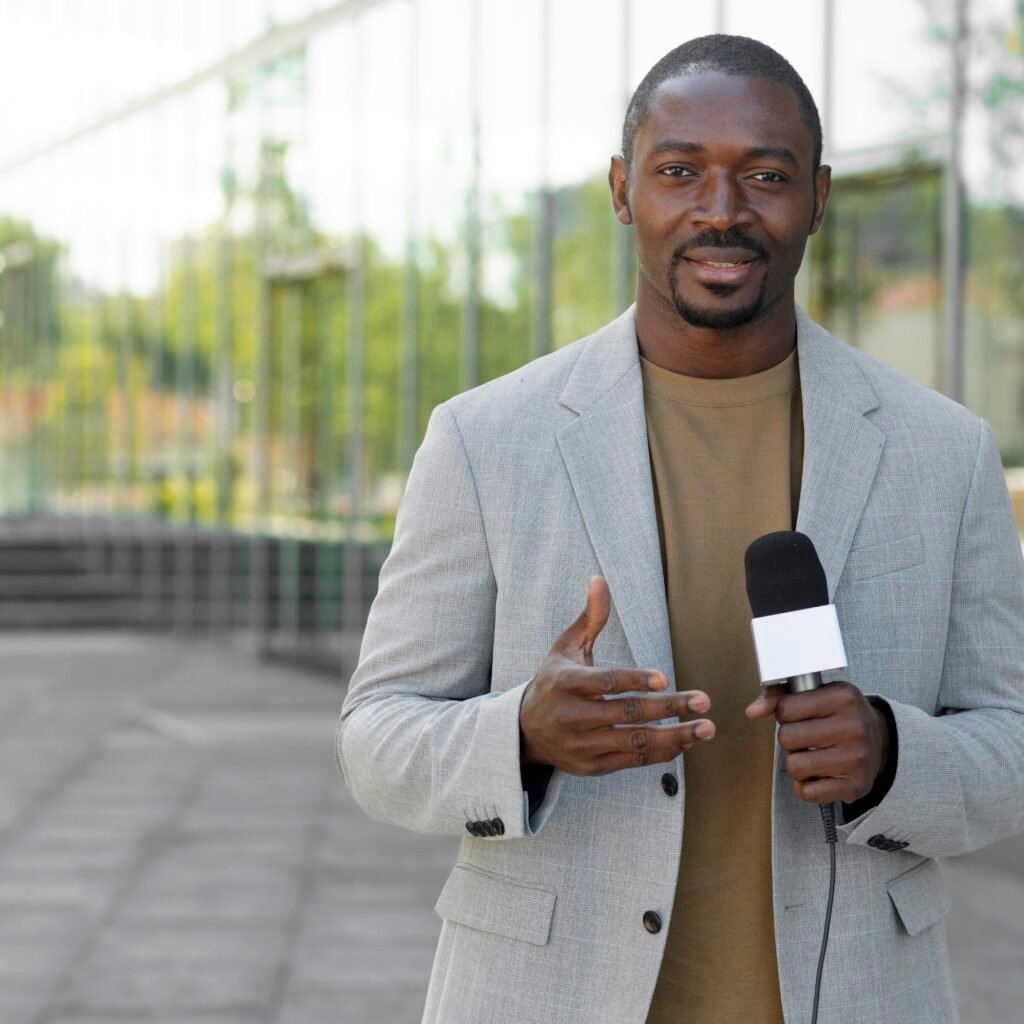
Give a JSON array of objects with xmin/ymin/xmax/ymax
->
[
  {"xmin": 792, "ymin": 777, "xmax": 859, "ymax": 805},
  {"xmin": 776, "ymin": 718, "xmax": 839, "ymax": 753},
  {"xmin": 775, "ymin": 681, "xmax": 860, "ymax": 724},
  {"xmin": 744, "ymin": 683, "xmax": 785, "ymax": 719},
  {"xmin": 584, "ymin": 690, "xmax": 711, "ymax": 728},
  {"xmin": 585, "ymin": 719, "xmax": 716, "ymax": 766},
  {"xmin": 553, "ymin": 576, "xmax": 610, "ymax": 661},
  {"xmin": 784, "ymin": 746, "xmax": 852, "ymax": 782},
  {"xmin": 571, "ymin": 663, "xmax": 669, "ymax": 697}
]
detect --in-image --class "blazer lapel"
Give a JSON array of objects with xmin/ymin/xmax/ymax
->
[
  {"xmin": 553, "ymin": 303, "xmax": 885, "ymax": 683},
  {"xmin": 556, "ymin": 307, "xmax": 675, "ymax": 685},
  {"xmin": 793, "ymin": 305, "xmax": 885, "ymax": 601}
]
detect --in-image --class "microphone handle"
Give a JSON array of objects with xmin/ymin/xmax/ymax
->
[{"xmin": 788, "ymin": 671, "xmax": 824, "ymax": 693}]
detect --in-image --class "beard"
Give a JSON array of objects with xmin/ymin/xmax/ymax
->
[
  {"xmin": 665, "ymin": 227, "xmax": 774, "ymax": 329},
  {"xmin": 668, "ymin": 264, "xmax": 772, "ymax": 329}
]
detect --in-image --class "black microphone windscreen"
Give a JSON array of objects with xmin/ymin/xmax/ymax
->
[{"xmin": 745, "ymin": 531, "xmax": 828, "ymax": 617}]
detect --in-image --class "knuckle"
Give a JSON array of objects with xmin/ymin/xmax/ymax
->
[
  {"xmin": 634, "ymin": 749, "xmax": 650, "ymax": 767},
  {"xmin": 601, "ymin": 668, "xmax": 616, "ymax": 694},
  {"xmin": 623, "ymin": 698, "xmax": 643, "ymax": 724},
  {"xmin": 630, "ymin": 729, "xmax": 649, "ymax": 751}
]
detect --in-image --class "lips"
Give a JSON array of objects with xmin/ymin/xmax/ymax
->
[{"xmin": 682, "ymin": 255, "xmax": 761, "ymax": 286}]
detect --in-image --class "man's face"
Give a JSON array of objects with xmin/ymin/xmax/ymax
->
[{"xmin": 610, "ymin": 71, "xmax": 831, "ymax": 330}]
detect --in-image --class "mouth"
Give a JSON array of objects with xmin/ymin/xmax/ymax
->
[{"xmin": 682, "ymin": 256, "xmax": 761, "ymax": 286}]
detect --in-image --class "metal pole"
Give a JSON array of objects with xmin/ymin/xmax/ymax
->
[
  {"xmin": 461, "ymin": 0, "xmax": 482, "ymax": 392},
  {"xmin": 532, "ymin": 0, "xmax": 553, "ymax": 360},
  {"xmin": 614, "ymin": 0, "xmax": 635, "ymax": 314},
  {"xmin": 399, "ymin": 0, "xmax": 420, "ymax": 476},
  {"xmin": 822, "ymin": 0, "xmax": 834, "ymax": 150},
  {"xmin": 944, "ymin": 0, "xmax": 968, "ymax": 404}
]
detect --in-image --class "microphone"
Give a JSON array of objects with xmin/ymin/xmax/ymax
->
[
  {"xmin": 745, "ymin": 530, "xmax": 844, "ymax": 1024},
  {"xmin": 744, "ymin": 531, "xmax": 847, "ymax": 693}
]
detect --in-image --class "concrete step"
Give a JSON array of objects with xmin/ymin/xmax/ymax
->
[
  {"xmin": 0, "ymin": 599, "xmax": 150, "ymax": 628},
  {"xmin": 0, "ymin": 574, "xmax": 134, "ymax": 599}
]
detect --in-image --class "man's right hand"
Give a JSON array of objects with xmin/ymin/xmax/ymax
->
[{"xmin": 519, "ymin": 575, "xmax": 715, "ymax": 776}]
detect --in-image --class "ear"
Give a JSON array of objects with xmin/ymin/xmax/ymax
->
[
  {"xmin": 808, "ymin": 164, "xmax": 832, "ymax": 236},
  {"xmin": 609, "ymin": 155, "xmax": 632, "ymax": 226}
]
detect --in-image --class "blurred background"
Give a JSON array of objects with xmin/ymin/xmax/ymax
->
[
  {"xmin": 0, "ymin": 1, "xmax": 1021, "ymax": 1022},
  {"xmin": 1, "ymin": 0, "xmax": 1023, "ymax": 666}
]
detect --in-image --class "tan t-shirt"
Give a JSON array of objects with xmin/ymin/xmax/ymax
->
[{"xmin": 641, "ymin": 346, "xmax": 803, "ymax": 1024}]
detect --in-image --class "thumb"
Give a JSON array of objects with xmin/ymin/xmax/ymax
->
[
  {"xmin": 556, "ymin": 575, "xmax": 610, "ymax": 662},
  {"xmin": 745, "ymin": 684, "xmax": 783, "ymax": 719}
]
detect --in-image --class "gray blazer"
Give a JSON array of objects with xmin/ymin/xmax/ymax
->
[{"xmin": 337, "ymin": 305, "xmax": 1024, "ymax": 1024}]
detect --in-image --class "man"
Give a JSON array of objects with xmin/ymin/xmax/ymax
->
[{"xmin": 336, "ymin": 34, "xmax": 1024, "ymax": 1024}]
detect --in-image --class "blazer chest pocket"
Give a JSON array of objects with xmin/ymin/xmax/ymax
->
[
  {"xmin": 887, "ymin": 858, "xmax": 952, "ymax": 936},
  {"xmin": 434, "ymin": 862, "xmax": 557, "ymax": 946},
  {"xmin": 843, "ymin": 533, "xmax": 924, "ymax": 583}
]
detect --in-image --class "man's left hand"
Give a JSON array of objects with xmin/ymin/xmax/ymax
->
[{"xmin": 745, "ymin": 681, "xmax": 891, "ymax": 805}]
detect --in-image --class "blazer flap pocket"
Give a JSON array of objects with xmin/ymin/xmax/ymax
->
[
  {"xmin": 844, "ymin": 533, "xmax": 924, "ymax": 583},
  {"xmin": 434, "ymin": 863, "xmax": 556, "ymax": 946},
  {"xmin": 887, "ymin": 858, "xmax": 952, "ymax": 936}
]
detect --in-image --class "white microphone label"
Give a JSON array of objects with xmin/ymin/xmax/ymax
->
[{"xmin": 749, "ymin": 604, "xmax": 848, "ymax": 684}]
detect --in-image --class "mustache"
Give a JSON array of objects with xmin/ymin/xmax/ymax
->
[{"xmin": 670, "ymin": 229, "xmax": 770, "ymax": 267}]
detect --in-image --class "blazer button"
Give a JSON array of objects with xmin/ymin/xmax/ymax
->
[
  {"xmin": 868, "ymin": 834, "xmax": 886, "ymax": 849},
  {"xmin": 465, "ymin": 821, "xmax": 480, "ymax": 836},
  {"xmin": 643, "ymin": 910, "xmax": 662, "ymax": 934},
  {"xmin": 660, "ymin": 773, "xmax": 678, "ymax": 797},
  {"xmin": 490, "ymin": 817, "xmax": 505, "ymax": 835}
]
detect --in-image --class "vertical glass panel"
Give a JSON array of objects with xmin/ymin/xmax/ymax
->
[
  {"xmin": 831, "ymin": 1, "xmax": 944, "ymax": 154},
  {"xmin": 549, "ymin": 0, "xmax": 632, "ymax": 347},
  {"xmin": 961, "ymin": 0, "xmax": 1024, "ymax": 458},
  {"xmin": 416, "ymin": 0, "xmax": 472, "ymax": 435},
  {"xmin": 477, "ymin": 0, "xmax": 541, "ymax": 378},
  {"xmin": 812, "ymin": 167, "xmax": 943, "ymax": 388},
  {"xmin": 360, "ymin": 1, "xmax": 411, "ymax": 539}
]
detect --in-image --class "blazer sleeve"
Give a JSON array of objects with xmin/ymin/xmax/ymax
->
[
  {"xmin": 335, "ymin": 402, "xmax": 563, "ymax": 840},
  {"xmin": 839, "ymin": 418, "xmax": 1024, "ymax": 857}
]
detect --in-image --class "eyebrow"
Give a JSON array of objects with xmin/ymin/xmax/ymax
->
[{"xmin": 649, "ymin": 141, "xmax": 800, "ymax": 166}]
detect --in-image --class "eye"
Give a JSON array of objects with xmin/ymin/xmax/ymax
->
[
  {"xmin": 751, "ymin": 171, "xmax": 786, "ymax": 183},
  {"xmin": 659, "ymin": 165, "xmax": 694, "ymax": 177}
]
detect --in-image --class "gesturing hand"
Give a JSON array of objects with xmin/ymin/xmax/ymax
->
[
  {"xmin": 745, "ymin": 680, "xmax": 892, "ymax": 805},
  {"xmin": 519, "ymin": 575, "xmax": 715, "ymax": 776}
]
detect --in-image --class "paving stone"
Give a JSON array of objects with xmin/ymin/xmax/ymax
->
[
  {"xmin": 53, "ymin": 960, "xmax": 274, "ymax": 1013},
  {"xmin": 275, "ymin": 983, "xmax": 427, "ymax": 1024},
  {"xmin": 0, "ymin": 632, "xmax": 1018, "ymax": 1024}
]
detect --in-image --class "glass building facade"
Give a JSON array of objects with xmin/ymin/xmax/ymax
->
[{"xmin": 1, "ymin": 0, "xmax": 1022, "ymax": 665}]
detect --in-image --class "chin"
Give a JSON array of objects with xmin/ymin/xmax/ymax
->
[{"xmin": 670, "ymin": 288, "xmax": 768, "ymax": 330}]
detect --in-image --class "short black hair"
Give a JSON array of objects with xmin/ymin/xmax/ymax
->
[{"xmin": 621, "ymin": 34, "xmax": 822, "ymax": 173}]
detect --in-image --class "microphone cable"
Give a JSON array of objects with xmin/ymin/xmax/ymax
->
[{"xmin": 811, "ymin": 801, "xmax": 838, "ymax": 1024}]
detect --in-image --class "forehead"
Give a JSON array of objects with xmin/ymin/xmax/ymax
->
[{"xmin": 636, "ymin": 70, "xmax": 813, "ymax": 165}]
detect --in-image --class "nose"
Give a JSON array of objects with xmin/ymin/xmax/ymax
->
[{"xmin": 690, "ymin": 170, "xmax": 750, "ymax": 232}]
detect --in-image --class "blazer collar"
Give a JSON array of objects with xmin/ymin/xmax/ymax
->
[{"xmin": 555, "ymin": 303, "xmax": 884, "ymax": 683}]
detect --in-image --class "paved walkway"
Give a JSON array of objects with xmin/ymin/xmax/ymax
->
[{"xmin": 0, "ymin": 633, "xmax": 1019, "ymax": 1023}]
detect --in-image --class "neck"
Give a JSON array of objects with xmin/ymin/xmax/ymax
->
[{"xmin": 634, "ymin": 281, "xmax": 797, "ymax": 379}]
